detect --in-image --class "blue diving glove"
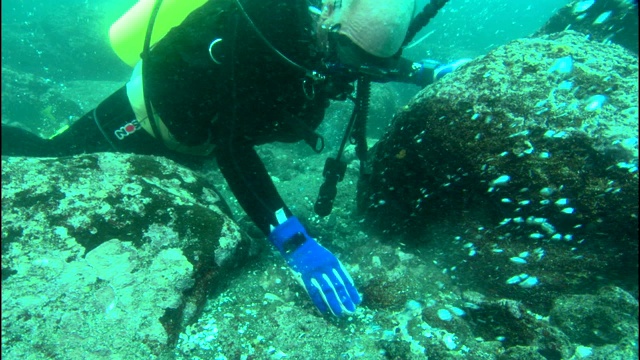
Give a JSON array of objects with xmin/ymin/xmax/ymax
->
[
  {"xmin": 433, "ymin": 58, "xmax": 472, "ymax": 81},
  {"xmin": 268, "ymin": 216, "xmax": 362, "ymax": 316},
  {"xmin": 410, "ymin": 59, "xmax": 441, "ymax": 86}
]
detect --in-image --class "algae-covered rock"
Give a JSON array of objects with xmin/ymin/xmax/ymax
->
[
  {"xmin": 498, "ymin": 345, "xmax": 547, "ymax": 360},
  {"xmin": 1, "ymin": 66, "xmax": 123, "ymax": 138},
  {"xmin": 549, "ymin": 286, "xmax": 638, "ymax": 346},
  {"xmin": 358, "ymin": 31, "xmax": 638, "ymax": 310},
  {"xmin": 534, "ymin": 0, "xmax": 638, "ymax": 55},
  {"xmin": 1, "ymin": 153, "xmax": 256, "ymax": 358},
  {"xmin": 460, "ymin": 291, "xmax": 574, "ymax": 359},
  {"xmin": 1, "ymin": 66, "xmax": 84, "ymax": 137}
]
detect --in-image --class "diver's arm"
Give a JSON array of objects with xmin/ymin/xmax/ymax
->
[
  {"xmin": 343, "ymin": 57, "xmax": 437, "ymax": 87},
  {"xmin": 215, "ymin": 137, "xmax": 362, "ymax": 316},
  {"xmin": 214, "ymin": 139, "xmax": 292, "ymax": 235},
  {"xmin": 214, "ymin": 128, "xmax": 361, "ymax": 317},
  {"xmin": 378, "ymin": 57, "xmax": 438, "ymax": 86},
  {"xmin": 372, "ymin": 57, "xmax": 471, "ymax": 86}
]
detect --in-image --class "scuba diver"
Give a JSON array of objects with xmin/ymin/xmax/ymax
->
[{"xmin": 1, "ymin": 0, "xmax": 466, "ymax": 316}]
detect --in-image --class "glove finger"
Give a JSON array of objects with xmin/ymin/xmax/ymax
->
[
  {"xmin": 311, "ymin": 275, "xmax": 346, "ymax": 316},
  {"xmin": 329, "ymin": 270, "xmax": 357, "ymax": 313},
  {"xmin": 320, "ymin": 269, "xmax": 360, "ymax": 315},
  {"xmin": 336, "ymin": 261, "xmax": 362, "ymax": 306},
  {"xmin": 310, "ymin": 286, "xmax": 332, "ymax": 315},
  {"xmin": 335, "ymin": 269, "xmax": 362, "ymax": 313},
  {"xmin": 300, "ymin": 273, "xmax": 331, "ymax": 315}
]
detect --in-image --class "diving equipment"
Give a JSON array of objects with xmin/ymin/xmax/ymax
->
[
  {"xmin": 110, "ymin": 0, "xmax": 208, "ymax": 67},
  {"xmin": 268, "ymin": 216, "xmax": 361, "ymax": 316},
  {"xmin": 314, "ymin": 75, "xmax": 371, "ymax": 217},
  {"xmin": 403, "ymin": 0, "xmax": 451, "ymax": 47}
]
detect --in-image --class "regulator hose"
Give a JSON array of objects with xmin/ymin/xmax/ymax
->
[{"xmin": 402, "ymin": 0, "xmax": 450, "ymax": 48}]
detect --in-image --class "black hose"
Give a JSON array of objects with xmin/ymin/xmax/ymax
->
[
  {"xmin": 352, "ymin": 76, "xmax": 370, "ymax": 168},
  {"xmin": 402, "ymin": 0, "xmax": 450, "ymax": 48},
  {"xmin": 314, "ymin": 76, "xmax": 371, "ymax": 217}
]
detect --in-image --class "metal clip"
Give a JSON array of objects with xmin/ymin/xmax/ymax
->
[
  {"xmin": 208, "ymin": 38, "xmax": 223, "ymax": 65},
  {"xmin": 302, "ymin": 71, "xmax": 325, "ymax": 100},
  {"xmin": 302, "ymin": 78, "xmax": 315, "ymax": 100}
]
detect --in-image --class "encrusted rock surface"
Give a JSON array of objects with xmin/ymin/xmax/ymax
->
[
  {"xmin": 534, "ymin": 0, "xmax": 639, "ymax": 55},
  {"xmin": 2, "ymin": 4, "xmax": 638, "ymax": 359},
  {"xmin": 359, "ymin": 31, "xmax": 638, "ymax": 310},
  {"xmin": 1, "ymin": 66, "xmax": 122, "ymax": 138},
  {"xmin": 550, "ymin": 286, "xmax": 639, "ymax": 346},
  {"xmin": 1, "ymin": 153, "xmax": 256, "ymax": 358}
]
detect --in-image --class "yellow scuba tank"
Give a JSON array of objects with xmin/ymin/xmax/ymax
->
[{"xmin": 109, "ymin": 0, "xmax": 208, "ymax": 67}]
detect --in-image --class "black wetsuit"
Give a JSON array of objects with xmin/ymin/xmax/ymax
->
[
  {"xmin": 146, "ymin": 0, "xmax": 330, "ymax": 234},
  {"xmin": 2, "ymin": 0, "xmax": 432, "ymax": 235}
]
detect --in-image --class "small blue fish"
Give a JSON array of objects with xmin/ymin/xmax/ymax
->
[
  {"xmin": 573, "ymin": 0, "xmax": 595, "ymax": 14},
  {"xmin": 593, "ymin": 11, "xmax": 613, "ymax": 24}
]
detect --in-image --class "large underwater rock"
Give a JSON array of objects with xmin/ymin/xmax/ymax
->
[
  {"xmin": 549, "ymin": 286, "xmax": 638, "ymax": 348},
  {"xmin": 1, "ymin": 153, "xmax": 256, "ymax": 358},
  {"xmin": 358, "ymin": 31, "xmax": 638, "ymax": 310},
  {"xmin": 534, "ymin": 0, "xmax": 639, "ymax": 55},
  {"xmin": 1, "ymin": 67, "xmax": 83, "ymax": 137},
  {"xmin": 1, "ymin": 66, "xmax": 122, "ymax": 138}
]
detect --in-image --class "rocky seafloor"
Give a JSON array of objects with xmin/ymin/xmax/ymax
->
[{"xmin": 2, "ymin": 1, "xmax": 638, "ymax": 359}]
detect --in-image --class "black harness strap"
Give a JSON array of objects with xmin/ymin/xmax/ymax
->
[{"xmin": 141, "ymin": 0, "xmax": 164, "ymax": 142}]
